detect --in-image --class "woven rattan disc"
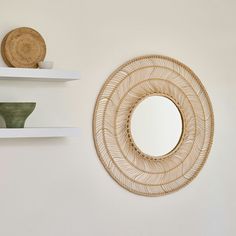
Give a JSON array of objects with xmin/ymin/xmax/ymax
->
[
  {"xmin": 1, "ymin": 27, "xmax": 46, "ymax": 68},
  {"xmin": 93, "ymin": 55, "xmax": 214, "ymax": 196},
  {"xmin": 1, "ymin": 32, "xmax": 12, "ymax": 67}
]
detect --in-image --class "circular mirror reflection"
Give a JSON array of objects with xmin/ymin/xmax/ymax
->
[{"xmin": 131, "ymin": 96, "xmax": 183, "ymax": 157}]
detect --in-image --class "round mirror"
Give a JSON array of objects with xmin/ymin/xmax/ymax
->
[{"xmin": 131, "ymin": 96, "xmax": 183, "ymax": 157}]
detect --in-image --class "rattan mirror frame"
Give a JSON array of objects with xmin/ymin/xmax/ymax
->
[{"xmin": 93, "ymin": 55, "xmax": 214, "ymax": 196}]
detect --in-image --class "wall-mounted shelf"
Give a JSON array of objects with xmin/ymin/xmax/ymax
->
[
  {"xmin": 0, "ymin": 67, "xmax": 80, "ymax": 82},
  {"xmin": 0, "ymin": 127, "xmax": 80, "ymax": 138},
  {"xmin": 0, "ymin": 68, "xmax": 81, "ymax": 138}
]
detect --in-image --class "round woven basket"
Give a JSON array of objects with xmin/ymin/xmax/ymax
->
[
  {"xmin": 1, "ymin": 27, "xmax": 46, "ymax": 68},
  {"xmin": 1, "ymin": 32, "xmax": 12, "ymax": 67}
]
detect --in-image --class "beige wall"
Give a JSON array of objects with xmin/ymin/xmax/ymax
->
[{"xmin": 0, "ymin": 0, "xmax": 235, "ymax": 235}]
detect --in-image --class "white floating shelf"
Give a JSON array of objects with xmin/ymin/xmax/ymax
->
[
  {"xmin": 0, "ymin": 127, "xmax": 80, "ymax": 138},
  {"xmin": 0, "ymin": 67, "xmax": 80, "ymax": 82}
]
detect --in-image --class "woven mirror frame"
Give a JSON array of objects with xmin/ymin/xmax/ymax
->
[{"xmin": 93, "ymin": 55, "xmax": 214, "ymax": 196}]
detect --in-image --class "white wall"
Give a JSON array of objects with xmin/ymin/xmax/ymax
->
[{"xmin": 0, "ymin": 0, "xmax": 235, "ymax": 235}]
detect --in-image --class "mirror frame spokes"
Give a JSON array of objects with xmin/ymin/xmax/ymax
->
[{"xmin": 93, "ymin": 55, "xmax": 214, "ymax": 196}]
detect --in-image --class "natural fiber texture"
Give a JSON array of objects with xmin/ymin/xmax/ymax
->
[
  {"xmin": 1, "ymin": 32, "xmax": 12, "ymax": 67},
  {"xmin": 93, "ymin": 55, "xmax": 214, "ymax": 196},
  {"xmin": 1, "ymin": 27, "xmax": 46, "ymax": 68}
]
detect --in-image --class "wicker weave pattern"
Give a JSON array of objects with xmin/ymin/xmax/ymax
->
[
  {"xmin": 1, "ymin": 27, "xmax": 46, "ymax": 68},
  {"xmin": 93, "ymin": 55, "xmax": 214, "ymax": 196}
]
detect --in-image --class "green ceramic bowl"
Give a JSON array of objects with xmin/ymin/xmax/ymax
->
[{"xmin": 0, "ymin": 102, "xmax": 36, "ymax": 128}]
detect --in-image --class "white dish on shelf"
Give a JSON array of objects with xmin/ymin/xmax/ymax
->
[{"xmin": 38, "ymin": 61, "xmax": 54, "ymax": 69}]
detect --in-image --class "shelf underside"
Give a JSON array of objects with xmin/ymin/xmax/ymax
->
[
  {"xmin": 0, "ymin": 127, "xmax": 80, "ymax": 138},
  {"xmin": 0, "ymin": 67, "xmax": 80, "ymax": 82}
]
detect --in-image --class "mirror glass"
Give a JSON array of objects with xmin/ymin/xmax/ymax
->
[{"xmin": 131, "ymin": 96, "xmax": 182, "ymax": 157}]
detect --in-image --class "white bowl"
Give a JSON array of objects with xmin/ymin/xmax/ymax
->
[{"xmin": 38, "ymin": 61, "xmax": 53, "ymax": 69}]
